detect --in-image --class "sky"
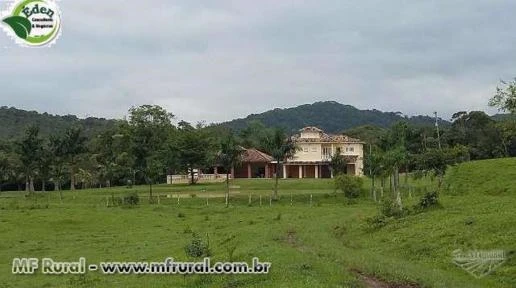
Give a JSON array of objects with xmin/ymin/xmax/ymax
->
[{"xmin": 0, "ymin": 0, "xmax": 514, "ymax": 123}]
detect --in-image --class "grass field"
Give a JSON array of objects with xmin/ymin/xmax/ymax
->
[{"xmin": 0, "ymin": 158, "xmax": 515, "ymax": 287}]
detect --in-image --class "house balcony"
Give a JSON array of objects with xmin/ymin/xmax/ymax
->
[{"xmin": 321, "ymin": 154, "xmax": 332, "ymax": 161}]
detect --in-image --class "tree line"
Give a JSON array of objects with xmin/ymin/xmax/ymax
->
[
  {"xmin": 0, "ymin": 105, "xmax": 298, "ymax": 202},
  {"xmin": 0, "ymin": 79, "xmax": 515, "ymax": 204}
]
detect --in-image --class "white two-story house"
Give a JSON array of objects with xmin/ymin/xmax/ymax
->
[{"xmin": 283, "ymin": 126, "xmax": 364, "ymax": 178}]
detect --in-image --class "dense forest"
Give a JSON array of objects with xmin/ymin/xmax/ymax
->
[
  {"xmin": 1, "ymin": 79, "xmax": 516, "ymax": 194},
  {"xmin": 220, "ymin": 101, "xmax": 448, "ymax": 133},
  {"xmin": 0, "ymin": 106, "xmax": 117, "ymax": 139}
]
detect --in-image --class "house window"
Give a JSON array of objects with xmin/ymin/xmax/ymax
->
[
  {"xmin": 303, "ymin": 147, "xmax": 309, "ymax": 152},
  {"xmin": 311, "ymin": 147, "xmax": 317, "ymax": 152},
  {"xmin": 346, "ymin": 147, "xmax": 355, "ymax": 152}
]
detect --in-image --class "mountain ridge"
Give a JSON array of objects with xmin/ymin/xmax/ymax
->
[
  {"xmin": 219, "ymin": 101, "xmax": 448, "ymax": 133},
  {"xmin": 1, "ymin": 102, "xmax": 510, "ymax": 139}
]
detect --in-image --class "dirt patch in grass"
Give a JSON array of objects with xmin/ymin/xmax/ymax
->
[{"xmin": 351, "ymin": 269, "xmax": 421, "ymax": 288}]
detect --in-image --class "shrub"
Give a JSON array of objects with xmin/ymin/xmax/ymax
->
[
  {"xmin": 335, "ymin": 174, "xmax": 363, "ymax": 199},
  {"xmin": 415, "ymin": 191, "xmax": 440, "ymax": 211},
  {"xmin": 365, "ymin": 215, "xmax": 390, "ymax": 230},
  {"xmin": 185, "ymin": 233, "xmax": 211, "ymax": 258},
  {"xmin": 123, "ymin": 192, "xmax": 139, "ymax": 206},
  {"xmin": 183, "ymin": 225, "xmax": 193, "ymax": 234},
  {"xmin": 380, "ymin": 198, "xmax": 407, "ymax": 218}
]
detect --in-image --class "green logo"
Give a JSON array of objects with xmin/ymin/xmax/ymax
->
[{"xmin": 1, "ymin": 0, "xmax": 61, "ymax": 47}]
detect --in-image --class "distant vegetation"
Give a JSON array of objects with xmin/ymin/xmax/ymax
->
[
  {"xmin": 220, "ymin": 101, "xmax": 447, "ymax": 133},
  {"xmin": 0, "ymin": 106, "xmax": 117, "ymax": 139}
]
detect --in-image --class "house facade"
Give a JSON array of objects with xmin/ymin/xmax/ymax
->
[{"xmin": 283, "ymin": 127, "xmax": 364, "ymax": 178}]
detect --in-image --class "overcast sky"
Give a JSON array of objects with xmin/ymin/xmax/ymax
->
[{"xmin": 1, "ymin": 0, "xmax": 514, "ymax": 123}]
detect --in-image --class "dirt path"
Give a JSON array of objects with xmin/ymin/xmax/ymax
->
[{"xmin": 351, "ymin": 269, "xmax": 420, "ymax": 288}]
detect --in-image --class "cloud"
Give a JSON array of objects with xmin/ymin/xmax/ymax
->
[{"xmin": 0, "ymin": 0, "xmax": 513, "ymax": 123}]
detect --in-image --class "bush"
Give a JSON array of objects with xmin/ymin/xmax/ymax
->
[
  {"xmin": 380, "ymin": 198, "xmax": 407, "ymax": 218},
  {"xmin": 123, "ymin": 192, "xmax": 139, "ymax": 206},
  {"xmin": 366, "ymin": 215, "xmax": 390, "ymax": 230},
  {"xmin": 335, "ymin": 174, "xmax": 363, "ymax": 199},
  {"xmin": 185, "ymin": 233, "xmax": 211, "ymax": 258},
  {"xmin": 415, "ymin": 191, "xmax": 440, "ymax": 211}
]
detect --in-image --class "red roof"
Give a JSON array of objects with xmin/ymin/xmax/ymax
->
[{"xmin": 241, "ymin": 148, "xmax": 274, "ymax": 163}]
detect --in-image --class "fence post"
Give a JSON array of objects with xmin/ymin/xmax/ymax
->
[
  {"xmin": 158, "ymin": 195, "xmax": 161, "ymax": 205},
  {"xmin": 177, "ymin": 194, "xmax": 180, "ymax": 206},
  {"xmin": 310, "ymin": 194, "xmax": 313, "ymax": 207},
  {"xmin": 269, "ymin": 195, "xmax": 272, "ymax": 207},
  {"xmin": 259, "ymin": 195, "xmax": 262, "ymax": 207},
  {"xmin": 248, "ymin": 193, "xmax": 252, "ymax": 205},
  {"xmin": 290, "ymin": 192, "xmax": 293, "ymax": 206}
]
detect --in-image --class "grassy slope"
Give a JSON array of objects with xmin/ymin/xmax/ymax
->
[{"xmin": 0, "ymin": 159, "xmax": 514, "ymax": 287}]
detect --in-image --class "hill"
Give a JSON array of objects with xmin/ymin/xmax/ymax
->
[
  {"xmin": 492, "ymin": 113, "xmax": 516, "ymax": 122},
  {"xmin": 220, "ymin": 101, "xmax": 446, "ymax": 133},
  {"xmin": 0, "ymin": 106, "xmax": 117, "ymax": 139}
]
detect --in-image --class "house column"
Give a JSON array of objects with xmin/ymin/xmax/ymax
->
[
  {"xmin": 231, "ymin": 167, "xmax": 235, "ymax": 179},
  {"xmin": 315, "ymin": 165, "xmax": 319, "ymax": 179},
  {"xmin": 283, "ymin": 165, "xmax": 287, "ymax": 179},
  {"xmin": 247, "ymin": 163, "xmax": 252, "ymax": 178},
  {"xmin": 265, "ymin": 164, "xmax": 270, "ymax": 178},
  {"xmin": 298, "ymin": 165, "xmax": 303, "ymax": 179}
]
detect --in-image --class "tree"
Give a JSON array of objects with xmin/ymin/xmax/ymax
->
[
  {"xmin": 489, "ymin": 80, "xmax": 516, "ymax": 157},
  {"xmin": 335, "ymin": 174, "xmax": 363, "ymax": 199},
  {"xmin": 489, "ymin": 79, "xmax": 516, "ymax": 114},
  {"xmin": 496, "ymin": 120, "xmax": 516, "ymax": 157},
  {"xmin": 329, "ymin": 147, "xmax": 347, "ymax": 176},
  {"xmin": 16, "ymin": 125, "xmax": 43, "ymax": 194},
  {"xmin": 176, "ymin": 121, "xmax": 215, "ymax": 185},
  {"xmin": 383, "ymin": 147, "xmax": 407, "ymax": 210},
  {"xmin": 62, "ymin": 127, "xmax": 88, "ymax": 191},
  {"xmin": 239, "ymin": 120, "xmax": 272, "ymax": 151},
  {"xmin": 127, "ymin": 105, "xmax": 174, "ymax": 200},
  {"xmin": 0, "ymin": 152, "xmax": 11, "ymax": 192},
  {"xmin": 377, "ymin": 122, "xmax": 411, "ymax": 210},
  {"xmin": 49, "ymin": 134, "xmax": 67, "ymax": 197},
  {"xmin": 416, "ymin": 145, "xmax": 469, "ymax": 190},
  {"xmin": 365, "ymin": 147, "xmax": 384, "ymax": 202},
  {"xmin": 444, "ymin": 111, "xmax": 504, "ymax": 159},
  {"xmin": 93, "ymin": 127, "xmax": 134, "ymax": 187},
  {"xmin": 37, "ymin": 143, "xmax": 53, "ymax": 192},
  {"xmin": 218, "ymin": 132, "xmax": 244, "ymax": 207},
  {"xmin": 143, "ymin": 155, "xmax": 165, "ymax": 201},
  {"xmin": 261, "ymin": 128, "xmax": 298, "ymax": 200}
]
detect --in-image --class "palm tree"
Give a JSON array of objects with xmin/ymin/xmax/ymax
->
[
  {"xmin": 62, "ymin": 127, "xmax": 87, "ymax": 191},
  {"xmin": 17, "ymin": 125, "xmax": 43, "ymax": 194},
  {"xmin": 383, "ymin": 147, "xmax": 407, "ymax": 210},
  {"xmin": 366, "ymin": 148, "xmax": 384, "ymax": 202},
  {"xmin": 49, "ymin": 135, "xmax": 66, "ymax": 198},
  {"xmin": 262, "ymin": 129, "xmax": 298, "ymax": 200},
  {"xmin": 218, "ymin": 132, "xmax": 243, "ymax": 207}
]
